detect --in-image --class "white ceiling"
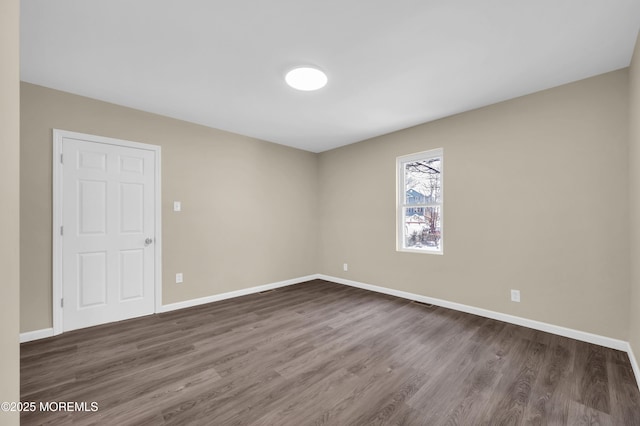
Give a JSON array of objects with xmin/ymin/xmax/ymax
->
[{"xmin": 20, "ymin": 0, "xmax": 640, "ymax": 153}]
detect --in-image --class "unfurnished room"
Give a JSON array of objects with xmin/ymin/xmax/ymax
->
[{"xmin": 2, "ymin": 0, "xmax": 640, "ymax": 425}]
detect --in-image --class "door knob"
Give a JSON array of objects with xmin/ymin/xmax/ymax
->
[{"xmin": 145, "ymin": 237, "xmax": 153, "ymax": 246}]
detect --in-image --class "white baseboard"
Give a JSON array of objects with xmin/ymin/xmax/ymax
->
[
  {"xmin": 20, "ymin": 327, "xmax": 54, "ymax": 343},
  {"xmin": 317, "ymin": 274, "xmax": 629, "ymax": 352},
  {"xmin": 627, "ymin": 343, "xmax": 640, "ymax": 389},
  {"xmin": 158, "ymin": 274, "xmax": 319, "ymax": 313}
]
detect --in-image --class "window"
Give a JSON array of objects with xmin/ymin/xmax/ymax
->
[{"xmin": 397, "ymin": 148, "xmax": 443, "ymax": 254}]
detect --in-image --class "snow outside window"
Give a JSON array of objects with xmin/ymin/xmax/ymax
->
[{"xmin": 397, "ymin": 149, "xmax": 443, "ymax": 254}]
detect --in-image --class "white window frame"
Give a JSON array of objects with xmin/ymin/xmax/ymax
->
[{"xmin": 396, "ymin": 148, "xmax": 443, "ymax": 255}]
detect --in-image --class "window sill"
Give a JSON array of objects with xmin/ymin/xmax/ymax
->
[{"xmin": 397, "ymin": 247, "xmax": 443, "ymax": 255}]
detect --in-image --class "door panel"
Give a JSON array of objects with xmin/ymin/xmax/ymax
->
[
  {"xmin": 120, "ymin": 155, "xmax": 144, "ymax": 174},
  {"xmin": 79, "ymin": 150, "xmax": 106, "ymax": 170},
  {"xmin": 119, "ymin": 249, "xmax": 144, "ymax": 301},
  {"xmin": 120, "ymin": 183, "xmax": 144, "ymax": 233},
  {"xmin": 79, "ymin": 180, "xmax": 107, "ymax": 235},
  {"xmin": 78, "ymin": 251, "xmax": 107, "ymax": 307},
  {"xmin": 62, "ymin": 137, "xmax": 155, "ymax": 331}
]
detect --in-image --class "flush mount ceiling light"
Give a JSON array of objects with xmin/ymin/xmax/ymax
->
[{"xmin": 285, "ymin": 67, "xmax": 328, "ymax": 91}]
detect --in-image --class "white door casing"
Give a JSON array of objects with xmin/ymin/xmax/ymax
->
[{"xmin": 53, "ymin": 130, "xmax": 162, "ymax": 334}]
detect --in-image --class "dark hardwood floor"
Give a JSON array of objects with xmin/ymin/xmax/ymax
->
[{"xmin": 21, "ymin": 280, "xmax": 640, "ymax": 425}]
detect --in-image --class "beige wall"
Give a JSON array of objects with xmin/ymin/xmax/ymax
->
[
  {"xmin": 629, "ymin": 32, "xmax": 640, "ymax": 358},
  {"xmin": 0, "ymin": 0, "xmax": 20, "ymax": 423},
  {"xmin": 20, "ymin": 83, "xmax": 318, "ymax": 332},
  {"xmin": 319, "ymin": 70, "xmax": 630, "ymax": 339}
]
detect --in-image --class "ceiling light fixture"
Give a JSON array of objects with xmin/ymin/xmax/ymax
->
[{"xmin": 285, "ymin": 67, "xmax": 328, "ymax": 91}]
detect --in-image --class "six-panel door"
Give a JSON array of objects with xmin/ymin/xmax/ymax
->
[{"xmin": 62, "ymin": 137, "xmax": 155, "ymax": 331}]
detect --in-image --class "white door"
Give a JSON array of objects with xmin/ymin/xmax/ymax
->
[{"xmin": 60, "ymin": 135, "xmax": 156, "ymax": 331}]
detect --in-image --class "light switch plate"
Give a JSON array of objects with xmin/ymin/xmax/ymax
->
[
  {"xmin": 176, "ymin": 273, "xmax": 183, "ymax": 284},
  {"xmin": 173, "ymin": 201, "xmax": 181, "ymax": 212}
]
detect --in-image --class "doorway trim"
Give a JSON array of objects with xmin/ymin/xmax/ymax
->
[{"xmin": 52, "ymin": 129, "xmax": 162, "ymax": 335}]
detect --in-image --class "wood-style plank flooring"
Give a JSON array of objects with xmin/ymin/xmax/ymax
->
[{"xmin": 21, "ymin": 280, "xmax": 640, "ymax": 425}]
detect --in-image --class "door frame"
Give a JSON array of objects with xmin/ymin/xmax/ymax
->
[{"xmin": 52, "ymin": 129, "xmax": 162, "ymax": 335}]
